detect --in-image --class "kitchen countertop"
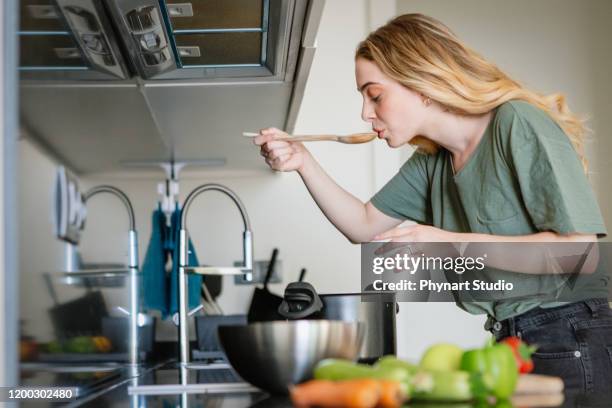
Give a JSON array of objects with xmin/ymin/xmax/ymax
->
[
  {"xmin": 19, "ymin": 361, "xmax": 612, "ymax": 408},
  {"xmin": 54, "ymin": 361, "xmax": 280, "ymax": 408}
]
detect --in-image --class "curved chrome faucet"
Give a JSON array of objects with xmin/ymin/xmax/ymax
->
[
  {"xmin": 180, "ymin": 184, "xmax": 250, "ymax": 231},
  {"xmin": 177, "ymin": 183, "xmax": 254, "ymax": 365},
  {"xmin": 84, "ymin": 185, "xmax": 140, "ymax": 366},
  {"xmin": 84, "ymin": 185, "xmax": 136, "ymax": 232}
]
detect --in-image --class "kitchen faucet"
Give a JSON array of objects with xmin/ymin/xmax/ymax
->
[
  {"xmin": 83, "ymin": 185, "xmax": 140, "ymax": 366},
  {"xmin": 177, "ymin": 183, "xmax": 253, "ymax": 366}
]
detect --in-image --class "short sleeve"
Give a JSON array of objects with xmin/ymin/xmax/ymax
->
[
  {"xmin": 370, "ymin": 151, "xmax": 431, "ymax": 224},
  {"xmin": 505, "ymin": 102, "xmax": 607, "ymax": 237}
]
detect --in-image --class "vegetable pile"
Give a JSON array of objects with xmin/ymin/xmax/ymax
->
[
  {"xmin": 290, "ymin": 336, "xmax": 535, "ymax": 408},
  {"xmin": 46, "ymin": 335, "xmax": 112, "ymax": 354}
]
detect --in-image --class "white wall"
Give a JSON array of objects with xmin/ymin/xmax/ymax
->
[{"xmin": 18, "ymin": 141, "xmax": 73, "ymax": 342}]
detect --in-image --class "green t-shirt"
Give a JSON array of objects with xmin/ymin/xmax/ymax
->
[{"xmin": 370, "ymin": 100, "xmax": 608, "ymax": 320}]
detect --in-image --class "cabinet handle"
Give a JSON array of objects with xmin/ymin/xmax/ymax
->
[
  {"xmin": 167, "ymin": 3, "xmax": 193, "ymax": 18},
  {"xmin": 178, "ymin": 46, "xmax": 201, "ymax": 58}
]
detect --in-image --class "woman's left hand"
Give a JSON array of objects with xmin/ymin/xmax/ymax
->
[{"xmin": 374, "ymin": 224, "xmax": 458, "ymax": 242}]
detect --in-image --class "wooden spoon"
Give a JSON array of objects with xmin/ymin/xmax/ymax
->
[{"xmin": 242, "ymin": 132, "xmax": 377, "ymax": 144}]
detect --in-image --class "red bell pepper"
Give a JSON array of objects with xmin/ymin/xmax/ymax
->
[{"xmin": 502, "ymin": 337, "xmax": 537, "ymax": 374}]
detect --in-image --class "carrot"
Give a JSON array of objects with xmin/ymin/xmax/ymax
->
[
  {"xmin": 377, "ymin": 380, "xmax": 405, "ymax": 408},
  {"xmin": 290, "ymin": 379, "xmax": 381, "ymax": 408}
]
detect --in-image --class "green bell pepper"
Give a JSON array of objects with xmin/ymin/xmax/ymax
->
[
  {"xmin": 411, "ymin": 369, "xmax": 488, "ymax": 402},
  {"xmin": 460, "ymin": 342, "xmax": 518, "ymax": 399}
]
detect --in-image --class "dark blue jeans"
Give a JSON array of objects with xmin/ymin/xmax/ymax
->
[{"xmin": 487, "ymin": 298, "xmax": 612, "ymax": 394}]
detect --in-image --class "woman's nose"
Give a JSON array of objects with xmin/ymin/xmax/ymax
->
[{"xmin": 361, "ymin": 101, "xmax": 375, "ymax": 123}]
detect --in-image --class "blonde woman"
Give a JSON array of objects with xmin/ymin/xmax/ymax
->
[{"xmin": 254, "ymin": 14, "xmax": 609, "ymax": 392}]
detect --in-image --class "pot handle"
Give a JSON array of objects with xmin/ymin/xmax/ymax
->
[{"xmin": 278, "ymin": 282, "xmax": 323, "ymax": 319}]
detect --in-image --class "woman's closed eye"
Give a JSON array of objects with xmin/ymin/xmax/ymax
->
[
  {"xmin": 365, "ymin": 86, "xmax": 382, "ymax": 102},
  {"xmin": 371, "ymin": 95, "xmax": 381, "ymax": 103}
]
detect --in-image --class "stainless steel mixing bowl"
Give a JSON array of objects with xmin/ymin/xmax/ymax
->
[{"xmin": 217, "ymin": 320, "xmax": 363, "ymax": 394}]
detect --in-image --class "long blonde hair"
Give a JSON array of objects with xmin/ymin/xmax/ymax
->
[{"xmin": 356, "ymin": 13, "xmax": 588, "ymax": 171}]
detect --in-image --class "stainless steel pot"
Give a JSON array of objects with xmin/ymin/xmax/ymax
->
[{"xmin": 278, "ymin": 282, "xmax": 397, "ymax": 362}]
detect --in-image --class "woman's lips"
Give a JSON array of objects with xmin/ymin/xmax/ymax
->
[{"xmin": 374, "ymin": 129, "xmax": 385, "ymax": 139}]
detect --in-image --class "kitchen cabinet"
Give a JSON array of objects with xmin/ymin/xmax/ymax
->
[{"xmin": 19, "ymin": 0, "xmax": 324, "ymax": 175}]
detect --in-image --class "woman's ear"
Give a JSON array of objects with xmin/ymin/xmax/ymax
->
[{"xmin": 418, "ymin": 92, "xmax": 432, "ymax": 106}]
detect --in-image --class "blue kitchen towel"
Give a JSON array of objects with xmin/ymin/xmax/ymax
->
[
  {"xmin": 169, "ymin": 207, "xmax": 202, "ymax": 316},
  {"xmin": 141, "ymin": 205, "xmax": 202, "ymax": 318},
  {"xmin": 141, "ymin": 206, "xmax": 169, "ymax": 315}
]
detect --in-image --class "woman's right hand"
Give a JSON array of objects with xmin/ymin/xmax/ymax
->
[{"xmin": 253, "ymin": 127, "xmax": 310, "ymax": 172}]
